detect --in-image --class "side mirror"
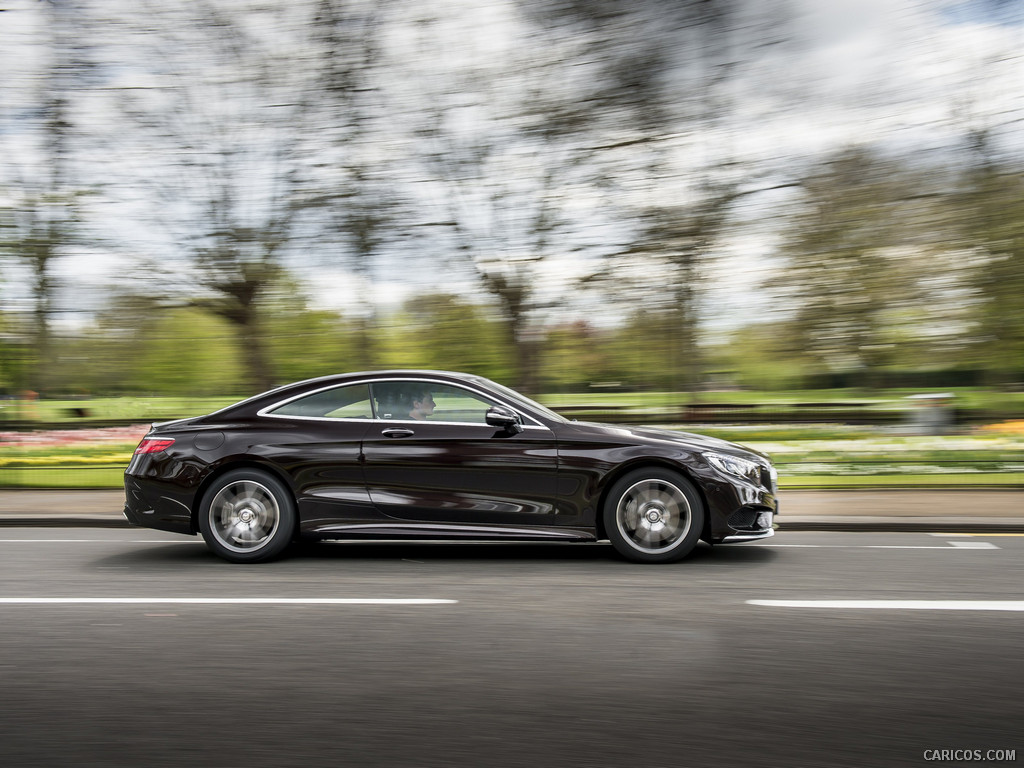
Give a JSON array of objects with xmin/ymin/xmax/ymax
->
[{"xmin": 485, "ymin": 405, "xmax": 523, "ymax": 434}]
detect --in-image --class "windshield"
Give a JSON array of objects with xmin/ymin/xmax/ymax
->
[{"xmin": 472, "ymin": 377, "xmax": 568, "ymax": 424}]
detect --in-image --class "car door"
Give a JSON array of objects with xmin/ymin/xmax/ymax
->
[
  {"xmin": 258, "ymin": 382, "xmax": 380, "ymax": 530},
  {"xmin": 360, "ymin": 379, "xmax": 569, "ymax": 526}
]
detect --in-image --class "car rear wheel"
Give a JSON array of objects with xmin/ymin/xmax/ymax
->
[
  {"xmin": 603, "ymin": 468, "xmax": 704, "ymax": 563},
  {"xmin": 198, "ymin": 469, "xmax": 295, "ymax": 563}
]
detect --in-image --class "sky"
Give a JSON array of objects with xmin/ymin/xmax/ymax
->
[{"xmin": 1, "ymin": 0, "xmax": 1022, "ymax": 333}]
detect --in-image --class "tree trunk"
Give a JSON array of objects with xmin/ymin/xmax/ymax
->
[
  {"xmin": 236, "ymin": 313, "xmax": 275, "ymax": 393},
  {"xmin": 31, "ymin": 256, "xmax": 53, "ymax": 395}
]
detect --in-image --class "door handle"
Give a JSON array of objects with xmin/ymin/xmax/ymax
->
[{"xmin": 381, "ymin": 428, "xmax": 415, "ymax": 438}]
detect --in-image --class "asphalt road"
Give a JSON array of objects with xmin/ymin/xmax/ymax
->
[{"xmin": 0, "ymin": 530, "xmax": 1021, "ymax": 768}]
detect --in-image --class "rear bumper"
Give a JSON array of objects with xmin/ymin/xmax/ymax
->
[
  {"xmin": 122, "ymin": 503, "xmax": 142, "ymax": 526},
  {"xmin": 124, "ymin": 474, "xmax": 195, "ymax": 535}
]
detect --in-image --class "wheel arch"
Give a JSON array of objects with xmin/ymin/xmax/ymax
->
[
  {"xmin": 594, "ymin": 459, "xmax": 711, "ymax": 542},
  {"xmin": 191, "ymin": 459, "xmax": 298, "ymax": 537}
]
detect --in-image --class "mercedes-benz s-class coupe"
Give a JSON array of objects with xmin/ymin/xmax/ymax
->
[{"xmin": 124, "ymin": 370, "xmax": 778, "ymax": 563}]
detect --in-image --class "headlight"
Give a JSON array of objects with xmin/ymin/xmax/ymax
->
[{"xmin": 705, "ymin": 452, "xmax": 762, "ymax": 483}]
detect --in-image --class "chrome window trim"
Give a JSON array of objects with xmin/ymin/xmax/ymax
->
[{"xmin": 256, "ymin": 376, "xmax": 549, "ymax": 430}]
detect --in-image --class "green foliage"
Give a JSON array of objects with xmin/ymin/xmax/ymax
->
[
  {"xmin": 584, "ymin": 310, "xmax": 730, "ymax": 392},
  {"xmin": 538, "ymin": 321, "xmax": 612, "ymax": 391},
  {"xmin": 772, "ymin": 149, "xmax": 933, "ymax": 378},
  {"xmin": 264, "ymin": 307, "xmax": 358, "ymax": 384},
  {"xmin": 0, "ymin": 310, "xmax": 32, "ymax": 393},
  {"xmin": 39, "ymin": 304, "xmax": 244, "ymax": 397},
  {"xmin": 961, "ymin": 166, "xmax": 1024, "ymax": 380},
  {"xmin": 704, "ymin": 321, "xmax": 810, "ymax": 392},
  {"xmin": 129, "ymin": 308, "xmax": 243, "ymax": 396},
  {"xmin": 377, "ymin": 295, "xmax": 513, "ymax": 382}
]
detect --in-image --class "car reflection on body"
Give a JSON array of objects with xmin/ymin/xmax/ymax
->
[{"xmin": 124, "ymin": 370, "xmax": 778, "ymax": 564}]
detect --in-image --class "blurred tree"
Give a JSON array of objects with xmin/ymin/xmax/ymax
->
[
  {"xmin": 261, "ymin": 280, "xmax": 361, "ymax": 383},
  {"xmin": 62, "ymin": 290, "xmax": 242, "ymax": 396},
  {"xmin": 307, "ymin": 0, "xmax": 406, "ymax": 370},
  {"xmin": 405, "ymin": 1, "xmax": 637, "ymax": 393},
  {"xmin": 127, "ymin": 308, "xmax": 242, "ymax": 397},
  {"xmin": 538, "ymin": 320, "xmax": 614, "ymax": 392},
  {"xmin": 590, "ymin": 186, "xmax": 739, "ymax": 390},
  {"xmin": 601, "ymin": 310, "xmax": 689, "ymax": 391},
  {"xmin": 109, "ymin": 3, "xmax": 296, "ymax": 391},
  {"xmin": 0, "ymin": 0, "xmax": 94, "ymax": 394},
  {"xmin": 265, "ymin": 307, "xmax": 358, "ymax": 383},
  {"xmin": 704, "ymin": 320, "xmax": 810, "ymax": 391},
  {"xmin": 113, "ymin": 1, "xmax": 398, "ymax": 393},
  {"xmin": 378, "ymin": 294, "xmax": 511, "ymax": 381},
  {"xmin": 67, "ymin": 276, "xmax": 368, "ymax": 395},
  {"xmin": 770, "ymin": 147, "xmax": 960, "ymax": 387},
  {"xmin": 405, "ymin": 0, "xmax": 766, "ymax": 393},
  {"xmin": 412, "ymin": 119, "xmax": 582, "ymax": 393},
  {"xmin": 957, "ymin": 138, "xmax": 1024, "ymax": 385},
  {"xmin": 0, "ymin": 310, "xmax": 33, "ymax": 395},
  {"xmin": 555, "ymin": 0, "xmax": 793, "ymax": 392}
]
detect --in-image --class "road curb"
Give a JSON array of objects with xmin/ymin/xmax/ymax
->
[{"xmin": 776, "ymin": 520, "xmax": 1024, "ymax": 534}]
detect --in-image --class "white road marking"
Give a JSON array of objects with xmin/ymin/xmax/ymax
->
[
  {"xmin": 929, "ymin": 533, "xmax": 971, "ymax": 537},
  {"xmin": 748, "ymin": 600, "xmax": 1024, "ymax": 611},
  {"xmin": 866, "ymin": 545, "xmax": 991, "ymax": 549},
  {"xmin": 0, "ymin": 539, "xmax": 120, "ymax": 543},
  {"xmin": 0, "ymin": 539, "xmax": 191, "ymax": 544},
  {"xmin": 765, "ymin": 544, "xmax": 999, "ymax": 550},
  {"xmin": 949, "ymin": 541, "xmax": 999, "ymax": 549},
  {"xmin": 0, "ymin": 597, "xmax": 457, "ymax": 605}
]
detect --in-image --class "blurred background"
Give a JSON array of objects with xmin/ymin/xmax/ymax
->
[{"xmin": 1, "ymin": 0, "xmax": 1023, "ymax": 486}]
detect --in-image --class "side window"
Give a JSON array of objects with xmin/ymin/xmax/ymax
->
[
  {"xmin": 431, "ymin": 385, "xmax": 495, "ymax": 424},
  {"xmin": 268, "ymin": 384, "xmax": 373, "ymax": 419},
  {"xmin": 371, "ymin": 382, "xmax": 499, "ymax": 424}
]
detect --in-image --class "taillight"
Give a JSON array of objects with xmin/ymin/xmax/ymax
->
[{"xmin": 134, "ymin": 438, "xmax": 175, "ymax": 455}]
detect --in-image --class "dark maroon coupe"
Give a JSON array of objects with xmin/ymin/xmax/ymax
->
[{"xmin": 124, "ymin": 370, "xmax": 777, "ymax": 563}]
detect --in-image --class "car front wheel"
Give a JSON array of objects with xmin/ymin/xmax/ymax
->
[
  {"xmin": 198, "ymin": 469, "xmax": 296, "ymax": 563},
  {"xmin": 603, "ymin": 468, "xmax": 704, "ymax": 563}
]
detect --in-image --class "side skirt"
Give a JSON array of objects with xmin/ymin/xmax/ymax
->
[{"xmin": 303, "ymin": 522, "xmax": 598, "ymax": 542}]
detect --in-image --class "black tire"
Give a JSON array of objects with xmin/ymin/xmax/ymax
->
[
  {"xmin": 602, "ymin": 467, "xmax": 704, "ymax": 564},
  {"xmin": 198, "ymin": 469, "xmax": 296, "ymax": 563}
]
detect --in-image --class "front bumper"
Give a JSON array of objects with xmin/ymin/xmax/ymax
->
[{"xmin": 721, "ymin": 527, "xmax": 775, "ymax": 543}]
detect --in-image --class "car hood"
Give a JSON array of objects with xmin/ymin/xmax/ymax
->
[{"xmin": 563, "ymin": 421, "xmax": 769, "ymax": 461}]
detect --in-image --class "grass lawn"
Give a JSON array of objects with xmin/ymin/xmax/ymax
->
[
  {"xmin": 781, "ymin": 473, "xmax": 1023, "ymax": 489},
  {"xmin": 0, "ymin": 466, "xmax": 127, "ymax": 489}
]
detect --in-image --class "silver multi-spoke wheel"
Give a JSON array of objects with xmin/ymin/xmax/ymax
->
[
  {"xmin": 604, "ymin": 469, "xmax": 704, "ymax": 563},
  {"xmin": 199, "ymin": 469, "xmax": 295, "ymax": 563},
  {"xmin": 616, "ymin": 479, "xmax": 691, "ymax": 554},
  {"xmin": 209, "ymin": 480, "xmax": 280, "ymax": 553}
]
